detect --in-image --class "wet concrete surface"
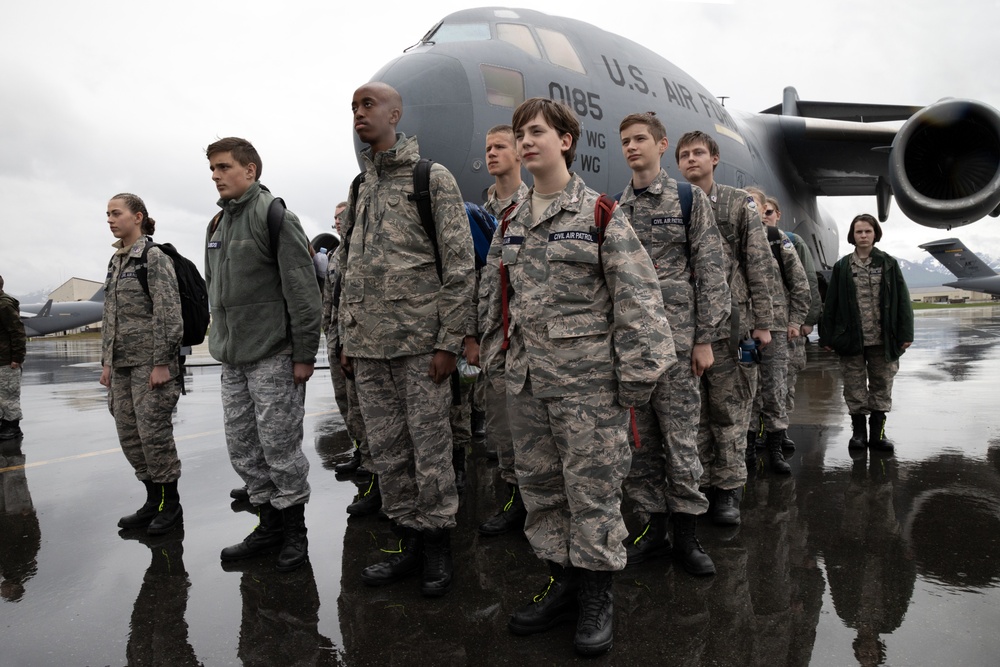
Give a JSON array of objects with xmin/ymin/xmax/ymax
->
[{"xmin": 2, "ymin": 307, "xmax": 1000, "ymax": 666}]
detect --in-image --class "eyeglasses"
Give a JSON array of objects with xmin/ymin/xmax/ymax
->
[{"xmin": 764, "ymin": 208, "xmax": 775, "ymax": 216}]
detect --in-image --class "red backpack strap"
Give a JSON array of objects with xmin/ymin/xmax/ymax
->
[
  {"xmin": 497, "ymin": 203, "xmax": 518, "ymax": 351},
  {"xmin": 594, "ymin": 194, "xmax": 616, "ymax": 267}
]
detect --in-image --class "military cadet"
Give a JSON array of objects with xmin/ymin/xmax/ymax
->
[
  {"xmin": 616, "ymin": 113, "xmax": 730, "ymax": 576},
  {"xmin": 478, "ymin": 124, "xmax": 531, "ymax": 536},
  {"xmin": 765, "ymin": 197, "xmax": 822, "ymax": 417},
  {"xmin": 675, "ymin": 131, "xmax": 775, "ymax": 526},
  {"xmin": 207, "ymin": 137, "xmax": 322, "ymax": 573},
  {"xmin": 337, "ymin": 82, "xmax": 475, "ymax": 597},
  {"xmin": 820, "ymin": 214, "xmax": 913, "ymax": 453},
  {"xmin": 101, "ymin": 193, "xmax": 184, "ymax": 535},
  {"xmin": 752, "ymin": 198, "xmax": 811, "ymax": 473},
  {"xmin": 484, "ymin": 97, "xmax": 672, "ymax": 656},
  {"xmin": 0, "ymin": 275, "xmax": 25, "ymax": 441}
]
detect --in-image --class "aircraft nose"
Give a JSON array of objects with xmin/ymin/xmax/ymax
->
[{"xmin": 361, "ymin": 52, "xmax": 473, "ymax": 176}]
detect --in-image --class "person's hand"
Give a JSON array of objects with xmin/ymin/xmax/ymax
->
[
  {"xmin": 800, "ymin": 324, "xmax": 813, "ymax": 337},
  {"xmin": 340, "ymin": 351, "xmax": 354, "ymax": 379},
  {"xmin": 100, "ymin": 365, "xmax": 111, "ymax": 387},
  {"xmin": 293, "ymin": 362, "xmax": 315, "ymax": 385},
  {"xmin": 149, "ymin": 364, "xmax": 171, "ymax": 388},
  {"xmin": 691, "ymin": 343, "xmax": 714, "ymax": 377},
  {"xmin": 752, "ymin": 328, "xmax": 772, "ymax": 347},
  {"xmin": 787, "ymin": 325, "xmax": 800, "ymax": 340},
  {"xmin": 428, "ymin": 350, "xmax": 457, "ymax": 384},
  {"xmin": 901, "ymin": 341, "xmax": 912, "ymax": 351},
  {"xmin": 464, "ymin": 336, "xmax": 481, "ymax": 367}
]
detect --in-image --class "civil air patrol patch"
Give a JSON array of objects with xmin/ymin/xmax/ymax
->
[
  {"xmin": 549, "ymin": 231, "xmax": 597, "ymax": 243},
  {"xmin": 652, "ymin": 216, "xmax": 685, "ymax": 226}
]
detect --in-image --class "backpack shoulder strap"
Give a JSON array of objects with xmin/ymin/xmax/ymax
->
[
  {"xmin": 266, "ymin": 197, "xmax": 286, "ymax": 258},
  {"xmin": 342, "ymin": 172, "xmax": 364, "ymax": 264},
  {"xmin": 594, "ymin": 193, "xmax": 617, "ymax": 267},
  {"xmin": 677, "ymin": 181, "xmax": 694, "ymax": 269},
  {"xmin": 408, "ymin": 158, "xmax": 442, "ymax": 280},
  {"xmin": 136, "ymin": 239, "xmax": 155, "ymax": 297}
]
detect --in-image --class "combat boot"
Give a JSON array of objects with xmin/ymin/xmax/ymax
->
[
  {"xmin": 220, "ymin": 503, "xmax": 284, "ymax": 561},
  {"xmin": 848, "ymin": 414, "xmax": 868, "ymax": 449},
  {"xmin": 0, "ymin": 418, "xmax": 22, "ymax": 440},
  {"xmin": 147, "ymin": 481, "xmax": 183, "ymax": 535},
  {"xmin": 781, "ymin": 432, "xmax": 796, "ymax": 450},
  {"xmin": 478, "ymin": 484, "xmax": 527, "ymax": 536},
  {"xmin": 766, "ymin": 430, "xmax": 792, "ymax": 475},
  {"xmin": 276, "ymin": 504, "xmax": 308, "ymax": 572},
  {"xmin": 574, "ymin": 570, "xmax": 614, "ymax": 656},
  {"xmin": 361, "ymin": 524, "xmax": 423, "ymax": 586},
  {"xmin": 624, "ymin": 512, "xmax": 671, "ymax": 566},
  {"xmin": 869, "ymin": 411, "xmax": 895, "ymax": 453},
  {"xmin": 421, "ymin": 528, "xmax": 453, "ymax": 597},
  {"xmin": 508, "ymin": 562, "xmax": 580, "ymax": 635},
  {"xmin": 711, "ymin": 486, "xmax": 741, "ymax": 526},
  {"xmin": 118, "ymin": 479, "xmax": 159, "ymax": 529},
  {"xmin": 672, "ymin": 512, "xmax": 715, "ymax": 576},
  {"xmin": 346, "ymin": 473, "xmax": 382, "ymax": 516},
  {"xmin": 334, "ymin": 444, "xmax": 362, "ymax": 476},
  {"xmin": 471, "ymin": 408, "xmax": 486, "ymax": 438},
  {"xmin": 745, "ymin": 430, "xmax": 757, "ymax": 467},
  {"xmin": 229, "ymin": 485, "xmax": 250, "ymax": 502}
]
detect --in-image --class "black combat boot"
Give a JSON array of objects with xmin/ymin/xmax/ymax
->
[
  {"xmin": 347, "ymin": 473, "xmax": 382, "ymax": 516},
  {"xmin": 453, "ymin": 448, "xmax": 467, "ymax": 496},
  {"xmin": 361, "ymin": 524, "xmax": 423, "ymax": 586},
  {"xmin": 624, "ymin": 512, "xmax": 672, "ymax": 566},
  {"xmin": 766, "ymin": 430, "xmax": 792, "ymax": 475},
  {"xmin": 711, "ymin": 486, "xmax": 741, "ymax": 526},
  {"xmin": 220, "ymin": 503, "xmax": 284, "ymax": 561},
  {"xmin": 0, "ymin": 418, "xmax": 22, "ymax": 440},
  {"xmin": 574, "ymin": 570, "xmax": 614, "ymax": 656},
  {"xmin": 334, "ymin": 444, "xmax": 362, "ymax": 476},
  {"xmin": 478, "ymin": 484, "xmax": 527, "ymax": 536},
  {"xmin": 421, "ymin": 528, "xmax": 453, "ymax": 597},
  {"xmin": 869, "ymin": 411, "xmax": 895, "ymax": 453},
  {"xmin": 781, "ymin": 432, "xmax": 796, "ymax": 450},
  {"xmin": 276, "ymin": 504, "xmax": 308, "ymax": 572},
  {"xmin": 229, "ymin": 486, "xmax": 250, "ymax": 502},
  {"xmin": 471, "ymin": 409, "xmax": 486, "ymax": 438},
  {"xmin": 147, "ymin": 481, "xmax": 183, "ymax": 535},
  {"xmin": 119, "ymin": 479, "xmax": 159, "ymax": 529},
  {"xmin": 754, "ymin": 415, "xmax": 766, "ymax": 449},
  {"xmin": 848, "ymin": 414, "xmax": 868, "ymax": 449},
  {"xmin": 672, "ymin": 513, "xmax": 715, "ymax": 576},
  {"xmin": 508, "ymin": 561, "xmax": 580, "ymax": 635}
]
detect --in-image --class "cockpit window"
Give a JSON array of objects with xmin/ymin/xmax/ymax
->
[
  {"xmin": 425, "ymin": 22, "xmax": 491, "ymax": 43},
  {"xmin": 480, "ymin": 65, "xmax": 525, "ymax": 108},
  {"xmin": 497, "ymin": 23, "xmax": 541, "ymax": 58},
  {"xmin": 536, "ymin": 28, "xmax": 586, "ymax": 74}
]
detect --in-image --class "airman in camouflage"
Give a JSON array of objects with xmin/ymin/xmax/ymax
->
[
  {"xmin": 477, "ymin": 125, "xmax": 531, "ymax": 536},
  {"xmin": 676, "ymin": 131, "xmax": 775, "ymax": 526},
  {"xmin": 487, "ymin": 99, "xmax": 672, "ymax": 657},
  {"xmin": 0, "ymin": 276, "xmax": 26, "ymax": 440},
  {"xmin": 780, "ymin": 216, "xmax": 822, "ymax": 414},
  {"xmin": 616, "ymin": 113, "xmax": 730, "ymax": 576},
  {"xmin": 101, "ymin": 194, "xmax": 184, "ymax": 536},
  {"xmin": 338, "ymin": 83, "xmax": 474, "ymax": 596}
]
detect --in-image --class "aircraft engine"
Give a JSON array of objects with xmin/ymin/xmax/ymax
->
[{"xmin": 890, "ymin": 99, "xmax": 1000, "ymax": 228}]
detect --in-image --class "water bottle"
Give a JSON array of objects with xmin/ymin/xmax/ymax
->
[{"xmin": 738, "ymin": 337, "xmax": 758, "ymax": 363}]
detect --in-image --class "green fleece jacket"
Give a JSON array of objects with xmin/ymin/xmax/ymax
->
[
  {"xmin": 0, "ymin": 292, "xmax": 26, "ymax": 365},
  {"xmin": 819, "ymin": 248, "xmax": 914, "ymax": 361},
  {"xmin": 205, "ymin": 182, "xmax": 322, "ymax": 366}
]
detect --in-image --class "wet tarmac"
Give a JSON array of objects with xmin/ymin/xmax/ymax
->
[{"xmin": 2, "ymin": 307, "xmax": 1000, "ymax": 666}]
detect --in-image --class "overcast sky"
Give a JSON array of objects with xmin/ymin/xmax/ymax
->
[{"xmin": 3, "ymin": 0, "xmax": 999, "ymax": 296}]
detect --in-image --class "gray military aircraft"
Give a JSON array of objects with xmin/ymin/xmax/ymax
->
[
  {"xmin": 19, "ymin": 291, "xmax": 104, "ymax": 337},
  {"xmin": 359, "ymin": 6, "xmax": 1000, "ymax": 271},
  {"xmin": 919, "ymin": 238, "xmax": 1000, "ymax": 296}
]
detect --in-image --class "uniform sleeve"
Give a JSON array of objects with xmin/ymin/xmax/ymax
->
[
  {"xmin": 0, "ymin": 298, "xmax": 26, "ymax": 364},
  {"xmin": 781, "ymin": 238, "xmax": 811, "ymax": 330},
  {"xmin": 478, "ymin": 222, "xmax": 505, "ymax": 373},
  {"xmin": 146, "ymin": 248, "xmax": 183, "ymax": 366},
  {"xmin": 276, "ymin": 209, "xmax": 323, "ymax": 363},
  {"xmin": 100, "ymin": 262, "xmax": 113, "ymax": 366},
  {"xmin": 602, "ymin": 206, "xmax": 675, "ymax": 406},
  {"xmin": 688, "ymin": 189, "xmax": 732, "ymax": 345},
  {"xmin": 335, "ymin": 184, "xmax": 357, "ymax": 348},
  {"xmin": 795, "ymin": 238, "xmax": 823, "ymax": 326},
  {"xmin": 429, "ymin": 165, "xmax": 475, "ymax": 355},
  {"xmin": 740, "ymin": 203, "xmax": 775, "ymax": 331},
  {"xmin": 819, "ymin": 260, "xmax": 842, "ymax": 348}
]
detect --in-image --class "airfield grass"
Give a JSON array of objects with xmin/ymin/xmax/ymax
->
[{"xmin": 911, "ymin": 301, "xmax": 1000, "ymax": 310}]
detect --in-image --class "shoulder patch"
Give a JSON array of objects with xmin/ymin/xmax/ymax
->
[
  {"xmin": 746, "ymin": 196, "xmax": 757, "ymax": 209},
  {"xmin": 782, "ymin": 237, "xmax": 793, "ymax": 250}
]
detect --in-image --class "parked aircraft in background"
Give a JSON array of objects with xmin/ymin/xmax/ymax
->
[
  {"xmin": 20, "ymin": 290, "xmax": 104, "ymax": 337},
  {"xmin": 361, "ymin": 6, "xmax": 1000, "ymax": 271},
  {"xmin": 920, "ymin": 238, "xmax": 1000, "ymax": 297}
]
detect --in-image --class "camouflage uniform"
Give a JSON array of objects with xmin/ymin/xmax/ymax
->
[
  {"xmin": 480, "ymin": 181, "xmax": 531, "ymax": 484},
  {"xmin": 784, "ymin": 232, "xmax": 822, "ymax": 413},
  {"xmin": 102, "ymin": 237, "xmax": 183, "ymax": 483},
  {"xmin": 337, "ymin": 134, "xmax": 474, "ymax": 531},
  {"xmin": 205, "ymin": 182, "xmax": 322, "ymax": 510},
  {"xmin": 697, "ymin": 184, "xmax": 775, "ymax": 490},
  {"xmin": 751, "ymin": 230, "xmax": 810, "ymax": 433},
  {"xmin": 482, "ymin": 173, "xmax": 673, "ymax": 570},
  {"xmin": 617, "ymin": 170, "xmax": 730, "ymax": 517},
  {"xmin": 0, "ymin": 290, "xmax": 26, "ymax": 423},
  {"xmin": 322, "ymin": 248, "xmax": 368, "ymax": 467}
]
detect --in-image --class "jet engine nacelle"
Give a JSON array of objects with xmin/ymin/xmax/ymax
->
[{"xmin": 890, "ymin": 99, "xmax": 1000, "ymax": 228}]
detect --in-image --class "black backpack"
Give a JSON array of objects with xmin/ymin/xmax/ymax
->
[{"xmin": 137, "ymin": 241, "xmax": 210, "ymax": 348}]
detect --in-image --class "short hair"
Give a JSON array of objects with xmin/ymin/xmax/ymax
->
[
  {"xmin": 487, "ymin": 124, "xmax": 514, "ymax": 137},
  {"xmin": 765, "ymin": 197, "xmax": 781, "ymax": 214},
  {"xmin": 512, "ymin": 98, "xmax": 580, "ymax": 169},
  {"xmin": 847, "ymin": 213, "xmax": 883, "ymax": 244},
  {"xmin": 205, "ymin": 137, "xmax": 262, "ymax": 180},
  {"xmin": 111, "ymin": 192, "xmax": 156, "ymax": 236},
  {"xmin": 675, "ymin": 130, "xmax": 720, "ymax": 165},
  {"xmin": 619, "ymin": 112, "xmax": 666, "ymax": 142}
]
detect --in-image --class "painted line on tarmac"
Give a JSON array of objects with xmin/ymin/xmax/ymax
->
[{"xmin": 0, "ymin": 409, "xmax": 335, "ymax": 473}]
